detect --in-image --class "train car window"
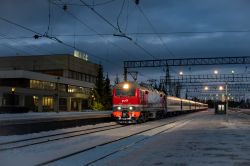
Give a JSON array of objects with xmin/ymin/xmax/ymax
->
[{"xmin": 115, "ymin": 88, "xmax": 136, "ymax": 96}]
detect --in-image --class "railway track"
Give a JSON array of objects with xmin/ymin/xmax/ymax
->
[
  {"xmin": 0, "ymin": 123, "xmax": 124, "ymax": 151},
  {"xmin": 35, "ymin": 116, "xmax": 192, "ymax": 166}
]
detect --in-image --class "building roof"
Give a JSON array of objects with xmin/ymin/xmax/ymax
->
[{"xmin": 0, "ymin": 54, "xmax": 99, "ymax": 75}]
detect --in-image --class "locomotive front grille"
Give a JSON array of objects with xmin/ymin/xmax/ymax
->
[{"xmin": 122, "ymin": 111, "xmax": 129, "ymax": 118}]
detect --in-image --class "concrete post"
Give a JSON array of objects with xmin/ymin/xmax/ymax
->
[
  {"xmin": 38, "ymin": 96, "xmax": 43, "ymax": 112},
  {"xmin": 0, "ymin": 92, "xmax": 3, "ymax": 107},
  {"xmin": 78, "ymin": 99, "xmax": 82, "ymax": 111},
  {"xmin": 54, "ymin": 95, "xmax": 59, "ymax": 112},
  {"xmin": 19, "ymin": 95, "xmax": 25, "ymax": 107},
  {"xmin": 67, "ymin": 97, "xmax": 71, "ymax": 111}
]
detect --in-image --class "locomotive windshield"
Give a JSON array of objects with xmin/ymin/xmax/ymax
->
[{"xmin": 115, "ymin": 88, "xmax": 136, "ymax": 96}]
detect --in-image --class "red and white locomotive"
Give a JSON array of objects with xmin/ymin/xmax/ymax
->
[{"xmin": 112, "ymin": 81, "xmax": 208, "ymax": 123}]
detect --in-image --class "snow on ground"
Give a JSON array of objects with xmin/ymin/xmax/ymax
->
[
  {"xmin": 90, "ymin": 110, "xmax": 250, "ymax": 166},
  {"xmin": 0, "ymin": 114, "xmax": 193, "ymax": 166},
  {"xmin": 0, "ymin": 122, "xmax": 116, "ymax": 143},
  {"xmin": 1, "ymin": 110, "xmax": 250, "ymax": 166},
  {"xmin": 0, "ymin": 110, "xmax": 112, "ymax": 121}
]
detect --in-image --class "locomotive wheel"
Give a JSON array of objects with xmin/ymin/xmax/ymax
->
[
  {"xmin": 137, "ymin": 113, "xmax": 146, "ymax": 123},
  {"xmin": 156, "ymin": 111, "xmax": 164, "ymax": 119}
]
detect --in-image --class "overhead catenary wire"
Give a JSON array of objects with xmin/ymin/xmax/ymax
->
[
  {"xmin": 45, "ymin": 0, "xmax": 52, "ymax": 35},
  {"xmin": 79, "ymin": 0, "xmax": 157, "ymax": 59},
  {"xmin": 124, "ymin": 0, "xmax": 130, "ymax": 32},
  {"xmin": 0, "ymin": 16, "xmax": 108, "ymax": 62},
  {"xmin": 0, "ymin": 33, "xmax": 31, "ymax": 55},
  {"xmin": 79, "ymin": 0, "xmax": 120, "ymax": 32},
  {"xmin": 135, "ymin": 5, "xmax": 176, "ymax": 58},
  {"xmin": 53, "ymin": 2, "xmax": 134, "ymax": 64},
  {"xmin": 0, "ymin": 32, "xmax": 56, "ymax": 55},
  {"xmin": 116, "ymin": 0, "xmax": 126, "ymax": 33},
  {"xmin": 54, "ymin": 1, "xmax": 157, "ymax": 80},
  {"xmin": 51, "ymin": 29, "xmax": 250, "ymax": 37},
  {"xmin": 52, "ymin": 0, "xmax": 117, "ymax": 7}
]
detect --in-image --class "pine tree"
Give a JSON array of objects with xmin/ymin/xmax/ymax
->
[
  {"xmin": 95, "ymin": 64, "xmax": 104, "ymax": 101},
  {"xmin": 103, "ymin": 73, "xmax": 112, "ymax": 109},
  {"xmin": 89, "ymin": 64, "xmax": 105, "ymax": 110},
  {"xmin": 114, "ymin": 74, "xmax": 120, "ymax": 85}
]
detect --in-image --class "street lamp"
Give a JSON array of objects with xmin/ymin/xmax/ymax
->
[
  {"xmin": 231, "ymin": 70, "xmax": 235, "ymax": 74},
  {"xmin": 214, "ymin": 70, "xmax": 218, "ymax": 75},
  {"xmin": 219, "ymin": 86, "xmax": 224, "ymax": 91},
  {"xmin": 179, "ymin": 71, "xmax": 183, "ymax": 75},
  {"xmin": 204, "ymin": 86, "xmax": 209, "ymax": 91}
]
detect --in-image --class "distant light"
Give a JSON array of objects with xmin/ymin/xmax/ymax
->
[
  {"xmin": 219, "ymin": 86, "xmax": 224, "ymax": 91},
  {"xmin": 231, "ymin": 70, "xmax": 235, "ymax": 74},
  {"xmin": 204, "ymin": 86, "xmax": 209, "ymax": 91},
  {"xmin": 11, "ymin": 87, "xmax": 15, "ymax": 92},
  {"xmin": 179, "ymin": 71, "xmax": 183, "ymax": 75},
  {"xmin": 123, "ymin": 83, "xmax": 129, "ymax": 89},
  {"xmin": 214, "ymin": 70, "xmax": 218, "ymax": 74}
]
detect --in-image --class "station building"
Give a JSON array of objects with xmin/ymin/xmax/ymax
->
[{"xmin": 0, "ymin": 54, "xmax": 100, "ymax": 113}]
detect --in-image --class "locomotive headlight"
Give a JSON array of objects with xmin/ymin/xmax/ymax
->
[
  {"xmin": 129, "ymin": 106, "xmax": 133, "ymax": 110},
  {"xmin": 123, "ymin": 83, "xmax": 129, "ymax": 89},
  {"xmin": 117, "ymin": 106, "xmax": 121, "ymax": 110}
]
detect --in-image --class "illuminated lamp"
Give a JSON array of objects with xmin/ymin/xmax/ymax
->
[
  {"xmin": 11, "ymin": 87, "xmax": 16, "ymax": 94},
  {"xmin": 123, "ymin": 83, "xmax": 129, "ymax": 89}
]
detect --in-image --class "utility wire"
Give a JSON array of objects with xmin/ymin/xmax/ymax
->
[
  {"xmin": 53, "ymin": 29, "xmax": 250, "ymax": 37},
  {"xmin": 128, "ymin": 30, "xmax": 250, "ymax": 35},
  {"xmin": 45, "ymin": 0, "xmax": 52, "ymax": 35},
  {"xmin": 124, "ymin": 0, "xmax": 130, "ymax": 32},
  {"xmin": 53, "ymin": 2, "xmax": 133, "ymax": 64},
  {"xmin": 0, "ymin": 33, "xmax": 31, "ymax": 55},
  {"xmin": 136, "ymin": 5, "xmax": 175, "ymax": 57},
  {"xmin": 116, "ymin": 0, "xmax": 126, "ymax": 33},
  {"xmin": 52, "ymin": 0, "xmax": 116, "ymax": 6},
  {"xmin": 79, "ymin": 0, "xmax": 157, "ymax": 59},
  {"xmin": 0, "ymin": 16, "xmax": 107, "ymax": 61},
  {"xmin": 79, "ymin": 0, "xmax": 119, "ymax": 32}
]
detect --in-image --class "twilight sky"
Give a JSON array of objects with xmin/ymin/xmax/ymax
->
[{"xmin": 0, "ymin": 0, "xmax": 250, "ymax": 82}]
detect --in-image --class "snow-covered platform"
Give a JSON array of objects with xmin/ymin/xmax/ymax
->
[
  {"xmin": 0, "ymin": 111, "xmax": 112, "ymax": 126},
  {"xmin": 0, "ymin": 111, "xmax": 113, "ymax": 135}
]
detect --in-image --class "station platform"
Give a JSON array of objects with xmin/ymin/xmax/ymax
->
[
  {"xmin": 0, "ymin": 111, "xmax": 112, "ymax": 126},
  {"xmin": 0, "ymin": 111, "xmax": 113, "ymax": 135}
]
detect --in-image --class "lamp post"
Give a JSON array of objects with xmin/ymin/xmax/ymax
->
[
  {"xmin": 225, "ymin": 82, "xmax": 228, "ymax": 112},
  {"xmin": 56, "ymin": 76, "xmax": 60, "ymax": 113}
]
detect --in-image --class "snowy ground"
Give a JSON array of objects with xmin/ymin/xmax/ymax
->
[
  {"xmin": 89, "ymin": 110, "xmax": 250, "ymax": 166},
  {"xmin": 1, "ymin": 109, "xmax": 250, "ymax": 166},
  {"xmin": 0, "ymin": 110, "xmax": 112, "ymax": 121},
  {"xmin": 0, "ymin": 110, "xmax": 112, "ymax": 126},
  {"xmin": 0, "ymin": 122, "xmax": 117, "ymax": 143}
]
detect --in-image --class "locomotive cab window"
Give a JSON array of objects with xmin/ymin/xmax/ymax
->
[{"xmin": 115, "ymin": 88, "xmax": 136, "ymax": 96}]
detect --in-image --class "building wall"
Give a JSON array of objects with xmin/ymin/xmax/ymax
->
[
  {"xmin": 0, "ymin": 54, "xmax": 99, "ymax": 78},
  {"xmin": 0, "ymin": 54, "xmax": 100, "ymax": 112}
]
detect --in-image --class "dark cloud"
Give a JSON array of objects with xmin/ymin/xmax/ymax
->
[{"xmin": 0, "ymin": 0, "xmax": 250, "ymax": 83}]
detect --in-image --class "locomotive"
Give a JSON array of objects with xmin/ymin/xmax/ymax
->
[{"xmin": 112, "ymin": 81, "xmax": 208, "ymax": 123}]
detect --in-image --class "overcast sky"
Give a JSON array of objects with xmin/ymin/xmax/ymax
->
[{"xmin": 0, "ymin": 0, "xmax": 250, "ymax": 82}]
